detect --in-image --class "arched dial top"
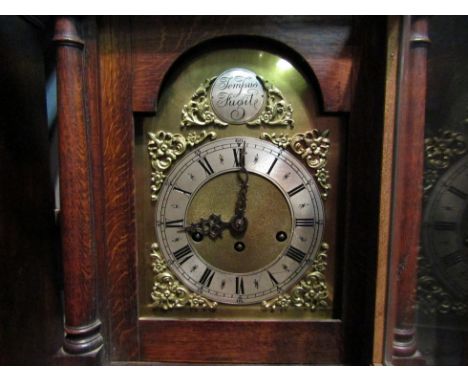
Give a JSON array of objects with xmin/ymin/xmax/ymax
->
[
  {"xmin": 155, "ymin": 137, "xmax": 325, "ymax": 305},
  {"xmin": 423, "ymin": 155, "xmax": 468, "ymax": 299}
]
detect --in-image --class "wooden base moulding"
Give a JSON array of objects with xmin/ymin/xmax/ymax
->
[{"xmin": 139, "ymin": 319, "xmax": 343, "ymax": 364}]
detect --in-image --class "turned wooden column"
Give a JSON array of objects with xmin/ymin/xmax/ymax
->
[
  {"xmin": 54, "ymin": 16, "xmax": 103, "ymax": 357},
  {"xmin": 389, "ymin": 16, "xmax": 430, "ymax": 364}
]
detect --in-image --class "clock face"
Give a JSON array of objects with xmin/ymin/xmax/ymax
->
[
  {"xmin": 423, "ymin": 155, "xmax": 468, "ymax": 299},
  {"xmin": 155, "ymin": 136, "xmax": 325, "ymax": 304}
]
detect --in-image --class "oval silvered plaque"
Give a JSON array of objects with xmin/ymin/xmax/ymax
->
[{"xmin": 210, "ymin": 68, "xmax": 265, "ymax": 124}]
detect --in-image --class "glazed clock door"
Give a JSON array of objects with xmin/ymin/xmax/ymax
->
[{"xmin": 377, "ymin": 16, "xmax": 468, "ymax": 366}]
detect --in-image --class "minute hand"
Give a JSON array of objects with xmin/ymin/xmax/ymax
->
[
  {"xmin": 230, "ymin": 145, "xmax": 249, "ymax": 234},
  {"xmin": 233, "ymin": 169, "xmax": 248, "ymax": 218}
]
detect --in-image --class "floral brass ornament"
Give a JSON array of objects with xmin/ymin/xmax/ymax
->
[
  {"xmin": 262, "ymin": 242, "xmax": 329, "ymax": 312},
  {"xmin": 149, "ymin": 243, "xmax": 218, "ymax": 311},
  {"xmin": 148, "ymin": 130, "xmax": 216, "ymax": 201},
  {"xmin": 261, "ymin": 129, "xmax": 332, "ymax": 199},
  {"xmin": 423, "ymin": 129, "xmax": 466, "ymax": 196},
  {"xmin": 261, "ymin": 132, "xmax": 291, "ymax": 149},
  {"xmin": 180, "ymin": 73, "xmax": 294, "ymax": 128},
  {"xmin": 181, "ymin": 77, "xmax": 228, "ymax": 128},
  {"xmin": 417, "ymin": 256, "xmax": 467, "ymax": 316},
  {"xmin": 246, "ymin": 76, "xmax": 294, "ymax": 128}
]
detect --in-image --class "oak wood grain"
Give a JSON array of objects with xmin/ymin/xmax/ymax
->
[
  {"xmin": 97, "ymin": 16, "xmax": 140, "ymax": 362},
  {"xmin": 140, "ymin": 319, "xmax": 343, "ymax": 364},
  {"xmin": 81, "ymin": 17, "xmax": 109, "ymax": 356},
  {"xmin": 131, "ymin": 16, "xmax": 354, "ymax": 113}
]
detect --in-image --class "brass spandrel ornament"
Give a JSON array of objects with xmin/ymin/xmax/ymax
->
[
  {"xmin": 180, "ymin": 77, "xmax": 228, "ymax": 129},
  {"xmin": 149, "ymin": 243, "xmax": 217, "ymax": 311},
  {"xmin": 262, "ymin": 242, "xmax": 330, "ymax": 312},
  {"xmin": 246, "ymin": 75, "xmax": 294, "ymax": 128},
  {"xmin": 148, "ymin": 130, "xmax": 216, "ymax": 201},
  {"xmin": 423, "ymin": 129, "xmax": 467, "ymax": 197},
  {"xmin": 261, "ymin": 130, "xmax": 332, "ymax": 200}
]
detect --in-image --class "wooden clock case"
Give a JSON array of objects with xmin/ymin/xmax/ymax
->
[{"xmin": 53, "ymin": 16, "xmax": 426, "ymax": 365}]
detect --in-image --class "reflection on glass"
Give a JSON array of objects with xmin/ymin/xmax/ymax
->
[{"xmin": 416, "ymin": 16, "xmax": 468, "ymax": 365}]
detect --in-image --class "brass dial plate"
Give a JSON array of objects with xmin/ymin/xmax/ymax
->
[
  {"xmin": 136, "ymin": 47, "xmax": 345, "ymax": 317},
  {"xmin": 187, "ymin": 171, "xmax": 292, "ymax": 274}
]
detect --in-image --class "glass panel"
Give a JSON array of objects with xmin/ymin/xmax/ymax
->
[
  {"xmin": 385, "ymin": 16, "xmax": 468, "ymax": 366},
  {"xmin": 416, "ymin": 16, "xmax": 468, "ymax": 365}
]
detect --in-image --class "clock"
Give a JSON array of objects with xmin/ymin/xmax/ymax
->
[
  {"xmin": 53, "ymin": 15, "xmax": 391, "ymax": 365},
  {"xmin": 154, "ymin": 136, "xmax": 324, "ymax": 305},
  {"xmin": 140, "ymin": 54, "xmax": 338, "ymax": 317}
]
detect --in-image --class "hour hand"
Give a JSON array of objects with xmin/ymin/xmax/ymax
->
[{"xmin": 184, "ymin": 214, "xmax": 230, "ymax": 240}]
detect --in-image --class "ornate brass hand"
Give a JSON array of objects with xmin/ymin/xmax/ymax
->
[
  {"xmin": 231, "ymin": 143, "xmax": 249, "ymax": 234},
  {"xmin": 184, "ymin": 213, "xmax": 231, "ymax": 240},
  {"xmin": 185, "ymin": 143, "xmax": 249, "ymax": 240}
]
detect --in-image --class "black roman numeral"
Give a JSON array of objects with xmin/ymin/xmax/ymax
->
[
  {"xmin": 236, "ymin": 277, "xmax": 245, "ymax": 294},
  {"xmin": 448, "ymin": 186, "xmax": 468, "ymax": 200},
  {"xmin": 173, "ymin": 245, "xmax": 193, "ymax": 265},
  {"xmin": 233, "ymin": 148, "xmax": 242, "ymax": 167},
  {"xmin": 267, "ymin": 157, "xmax": 278, "ymax": 175},
  {"xmin": 199, "ymin": 268, "xmax": 215, "ymax": 287},
  {"xmin": 433, "ymin": 221, "xmax": 457, "ymax": 231},
  {"xmin": 295, "ymin": 218, "xmax": 315, "ymax": 227},
  {"xmin": 286, "ymin": 246, "xmax": 306, "ymax": 263},
  {"xmin": 442, "ymin": 251, "xmax": 466, "ymax": 267},
  {"xmin": 198, "ymin": 157, "xmax": 214, "ymax": 175},
  {"xmin": 288, "ymin": 184, "xmax": 306, "ymax": 197},
  {"xmin": 165, "ymin": 219, "xmax": 184, "ymax": 228},
  {"xmin": 173, "ymin": 186, "xmax": 192, "ymax": 196},
  {"xmin": 267, "ymin": 271, "xmax": 279, "ymax": 286}
]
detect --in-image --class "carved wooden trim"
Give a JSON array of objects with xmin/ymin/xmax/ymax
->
[
  {"xmin": 54, "ymin": 16, "xmax": 103, "ymax": 356},
  {"xmin": 388, "ymin": 16, "xmax": 429, "ymax": 365},
  {"xmin": 130, "ymin": 16, "xmax": 353, "ymax": 113},
  {"xmin": 372, "ymin": 16, "xmax": 401, "ymax": 365},
  {"xmin": 62, "ymin": 321, "xmax": 103, "ymax": 355}
]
